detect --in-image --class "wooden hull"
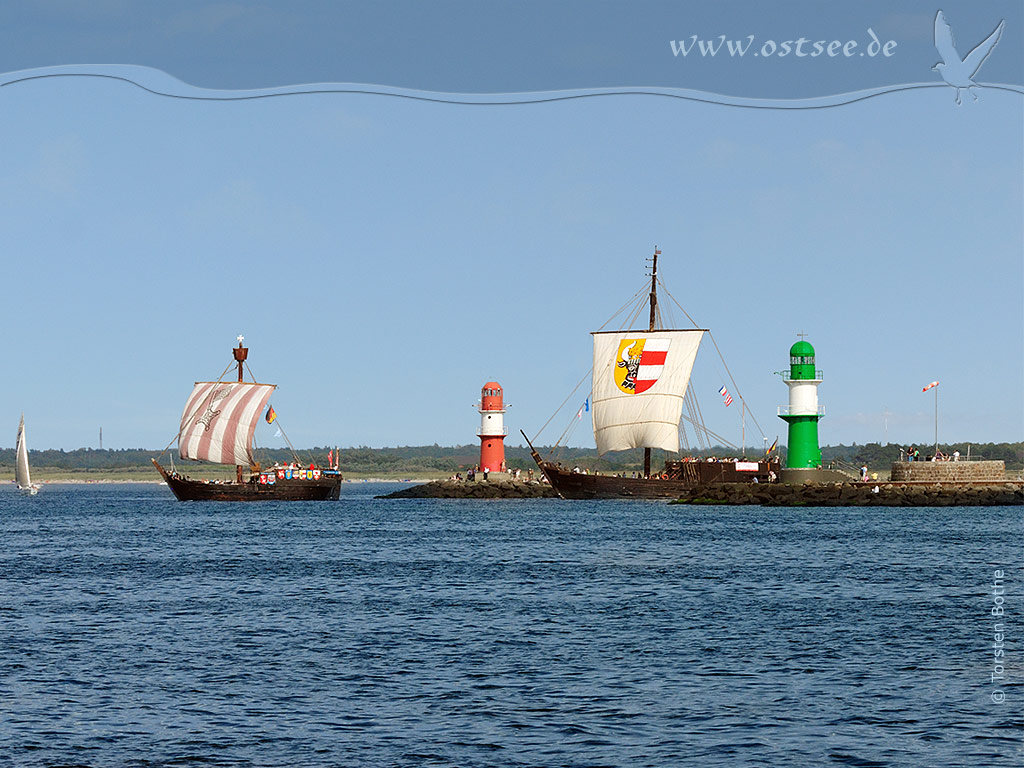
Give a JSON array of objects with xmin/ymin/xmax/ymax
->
[
  {"xmin": 153, "ymin": 460, "xmax": 342, "ymax": 502},
  {"xmin": 536, "ymin": 458, "xmax": 779, "ymax": 500}
]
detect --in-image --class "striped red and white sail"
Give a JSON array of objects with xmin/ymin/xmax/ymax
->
[{"xmin": 178, "ymin": 382, "xmax": 275, "ymax": 466}]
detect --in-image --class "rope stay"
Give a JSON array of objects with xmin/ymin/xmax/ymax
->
[
  {"xmin": 157, "ymin": 360, "xmax": 235, "ymax": 459},
  {"xmin": 533, "ymin": 367, "xmax": 593, "ymax": 450},
  {"xmin": 243, "ymin": 359, "xmax": 312, "ymax": 468},
  {"xmin": 659, "ymin": 279, "xmax": 767, "ymax": 441},
  {"xmin": 531, "ymin": 263, "xmax": 770, "ymax": 460},
  {"xmin": 157, "ymin": 357, "xmax": 314, "ymax": 471}
]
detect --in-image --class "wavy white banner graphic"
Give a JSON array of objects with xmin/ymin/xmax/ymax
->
[{"xmin": 2, "ymin": 65, "xmax": 1022, "ymax": 110}]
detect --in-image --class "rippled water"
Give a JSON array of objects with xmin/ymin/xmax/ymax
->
[{"xmin": 0, "ymin": 483, "xmax": 1019, "ymax": 767}]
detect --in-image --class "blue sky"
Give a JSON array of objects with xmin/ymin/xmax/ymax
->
[{"xmin": 2, "ymin": 3, "xmax": 1021, "ymax": 452}]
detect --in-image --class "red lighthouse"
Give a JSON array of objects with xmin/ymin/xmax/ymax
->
[{"xmin": 477, "ymin": 381, "xmax": 507, "ymax": 475}]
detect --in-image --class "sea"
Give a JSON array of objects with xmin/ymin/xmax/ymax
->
[{"xmin": 0, "ymin": 483, "xmax": 1019, "ymax": 767}]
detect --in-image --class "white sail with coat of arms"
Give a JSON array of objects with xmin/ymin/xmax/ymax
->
[
  {"xmin": 178, "ymin": 381, "xmax": 276, "ymax": 466},
  {"xmin": 591, "ymin": 329, "xmax": 704, "ymax": 454}
]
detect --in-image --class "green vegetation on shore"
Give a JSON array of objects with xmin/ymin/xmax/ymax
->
[{"xmin": 2, "ymin": 442, "xmax": 1021, "ymax": 482}]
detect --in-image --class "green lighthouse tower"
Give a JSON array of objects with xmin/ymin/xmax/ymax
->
[{"xmin": 778, "ymin": 337, "xmax": 824, "ymax": 469}]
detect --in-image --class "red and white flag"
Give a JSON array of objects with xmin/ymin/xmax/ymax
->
[
  {"xmin": 718, "ymin": 385, "xmax": 733, "ymax": 407},
  {"xmin": 922, "ymin": 381, "xmax": 939, "ymax": 392}
]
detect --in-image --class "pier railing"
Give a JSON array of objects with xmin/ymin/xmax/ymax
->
[
  {"xmin": 896, "ymin": 451, "xmax": 981, "ymax": 462},
  {"xmin": 828, "ymin": 458, "xmax": 862, "ymax": 479}
]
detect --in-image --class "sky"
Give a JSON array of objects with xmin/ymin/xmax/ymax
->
[{"xmin": 1, "ymin": 2, "xmax": 1021, "ymax": 452}]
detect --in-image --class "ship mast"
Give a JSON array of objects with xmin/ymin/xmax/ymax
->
[
  {"xmin": 233, "ymin": 335, "xmax": 248, "ymax": 483},
  {"xmin": 644, "ymin": 247, "xmax": 660, "ymax": 478}
]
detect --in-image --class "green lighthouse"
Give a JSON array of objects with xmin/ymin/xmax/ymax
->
[{"xmin": 778, "ymin": 338, "xmax": 824, "ymax": 469}]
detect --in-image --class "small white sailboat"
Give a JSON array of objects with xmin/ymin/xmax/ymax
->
[{"xmin": 15, "ymin": 414, "xmax": 40, "ymax": 495}]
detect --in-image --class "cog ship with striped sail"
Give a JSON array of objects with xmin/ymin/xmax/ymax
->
[
  {"xmin": 525, "ymin": 248, "xmax": 779, "ymax": 499},
  {"xmin": 152, "ymin": 338, "xmax": 342, "ymax": 501}
]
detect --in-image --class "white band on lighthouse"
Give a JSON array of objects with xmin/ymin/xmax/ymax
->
[
  {"xmin": 479, "ymin": 412, "xmax": 505, "ymax": 436},
  {"xmin": 786, "ymin": 380, "xmax": 821, "ymax": 415}
]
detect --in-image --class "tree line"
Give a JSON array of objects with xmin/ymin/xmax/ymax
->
[{"xmin": 1, "ymin": 441, "xmax": 1020, "ymax": 472}]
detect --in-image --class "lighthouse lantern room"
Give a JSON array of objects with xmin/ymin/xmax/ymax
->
[{"xmin": 478, "ymin": 381, "xmax": 507, "ymax": 474}]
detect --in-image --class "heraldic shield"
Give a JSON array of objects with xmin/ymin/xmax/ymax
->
[{"xmin": 614, "ymin": 338, "xmax": 671, "ymax": 394}]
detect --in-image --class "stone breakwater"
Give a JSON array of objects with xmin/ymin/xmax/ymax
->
[
  {"xmin": 671, "ymin": 482, "xmax": 1023, "ymax": 507},
  {"xmin": 378, "ymin": 479, "xmax": 559, "ymax": 499},
  {"xmin": 378, "ymin": 479, "xmax": 1023, "ymax": 505},
  {"xmin": 890, "ymin": 460, "xmax": 1006, "ymax": 483}
]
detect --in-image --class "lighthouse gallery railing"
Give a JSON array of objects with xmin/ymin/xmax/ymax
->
[{"xmin": 777, "ymin": 405, "xmax": 826, "ymax": 417}]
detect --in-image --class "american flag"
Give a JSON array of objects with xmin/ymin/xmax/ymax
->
[
  {"xmin": 718, "ymin": 385, "xmax": 733, "ymax": 407},
  {"xmin": 922, "ymin": 381, "xmax": 939, "ymax": 392}
]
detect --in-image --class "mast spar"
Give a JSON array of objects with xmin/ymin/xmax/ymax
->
[
  {"xmin": 644, "ymin": 246, "xmax": 660, "ymax": 478},
  {"xmin": 234, "ymin": 335, "xmax": 248, "ymax": 483}
]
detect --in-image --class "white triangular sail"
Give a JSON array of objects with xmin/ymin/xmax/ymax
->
[
  {"xmin": 592, "ymin": 330, "xmax": 704, "ymax": 454},
  {"xmin": 16, "ymin": 414, "xmax": 33, "ymax": 490},
  {"xmin": 178, "ymin": 381, "xmax": 275, "ymax": 466}
]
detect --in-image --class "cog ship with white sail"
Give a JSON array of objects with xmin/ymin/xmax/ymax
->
[{"xmin": 526, "ymin": 248, "xmax": 778, "ymax": 499}]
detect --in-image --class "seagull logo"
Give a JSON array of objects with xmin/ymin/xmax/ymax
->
[{"xmin": 932, "ymin": 10, "xmax": 1004, "ymax": 105}]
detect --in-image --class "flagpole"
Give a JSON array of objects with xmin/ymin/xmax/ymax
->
[
  {"xmin": 273, "ymin": 418, "xmax": 302, "ymax": 466},
  {"xmin": 923, "ymin": 381, "xmax": 939, "ymax": 456}
]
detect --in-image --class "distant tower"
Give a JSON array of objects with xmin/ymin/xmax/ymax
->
[
  {"xmin": 478, "ymin": 382, "xmax": 507, "ymax": 473},
  {"xmin": 778, "ymin": 337, "xmax": 824, "ymax": 469}
]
